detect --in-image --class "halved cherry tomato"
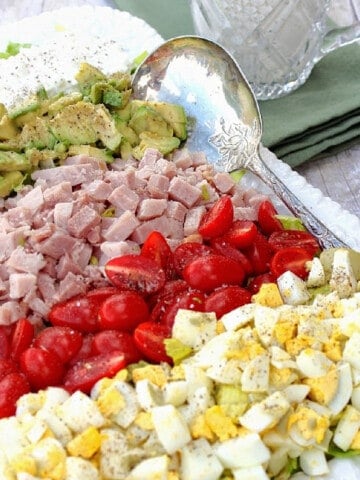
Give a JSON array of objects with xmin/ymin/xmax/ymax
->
[
  {"xmin": 222, "ymin": 220, "xmax": 258, "ymax": 249},
  {"xmin": 242, "ymin": 232, "xmax": 273, "ymax": 275},
  {"xmin": 268, "ymin": 230, "xmax": 320, "ymax": 256},
  {"xmin": 161, "ymin": 290, "xmax": 206, "ymax": 329},
  {"xmin": 198, "ymin": 195, "xmax": 234, "ymax": 239},
  {"xmin": 148, "ymin": 279, "xmax": 189, "ymax": 310},
  {"xmin": 63, "ymin": 351, "xmax": 126, "ymax": 394},
  {"xmin": 98, "ymin": 291, "xmax": 149, "ymax": 332},
  {"xmin": 133, "ymin": 321, "xmax": 172, "ymax": 364},
  {"xmin": 68, "ymin": 333, "xmax": 94, "ymax": 366},
  {"xmin": 257, "ymin": 200, "xmax": 283, "ymax": 235},
  {"xmin": 105, "ymin": 254, "xmax": 165, "ymax": 295},
  {"xmin": 0, "ymin": 372, "xmax": 30, "ymax": 418},
  {"xmin": 172, "ymin": 242, "xmax": 214, "ymax": 276},
  {"xmin": 247, "ymin": 272, "xmax": 277, "ymax": 294},
  {"xmin": 182, "ymin": 254, "xmax": 245, "ymax": 292},
  {"xmin": 10, "ymin": 318, "xmax": 35, "ymax": 363},
  {"xmin": 0, "ymin": 328, "xmax": 10, "ymax": 360},
  {"xmin": 49, "ymin": 295, "xmax": 102, "ymax": 333},
  {"xmin": 20, "ymin": 347, "xmax": 65, "ymax": 391},
  {"xmin": 204, "ymin": 286, "xmax": 252, "ymax": 318},
  {"xmin": 86, "ymin": 286, "xmax": 121, "ymax": 303},
  {"xmin": 141, "ymin": 230, "xmax": 174, "ymax": 277},
  {"xmin": 34, "ymin": 326, "xmax": 83, "ymax": 364},
  {"xmin": 270, "ymin": 246, "xmax": 314, "ymax": 279},
  {"xmin": 0, "ymin": 358, "xmax": 18, "ymax": 381},
  {"xmin": 91, "ymin": 330, "xmax": 142, "ymax": 364},
  {"xmin": 210, "ymin": 238, "xmax": 253, "ymax": 276}
]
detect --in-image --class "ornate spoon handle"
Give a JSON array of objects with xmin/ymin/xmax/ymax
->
[{"xmin": 249, "ymin": 152, "xmax": 348, "ymax": 249}]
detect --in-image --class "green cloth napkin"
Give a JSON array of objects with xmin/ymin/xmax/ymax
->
[{"xmin": 113, "ymin": 0, "xmax": 360, "ymax": 167}]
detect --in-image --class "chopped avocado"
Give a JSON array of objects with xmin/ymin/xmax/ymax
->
[
  {"xmin": 276, "ymin": 215, "xmax": 306, "ymax": 231},
  {"xmin": 0, "ymin": 171, "xmax": 24, "ymax": 197},
  {"xmin": 164, "ymin": 338, "xmax": 193, "ymax": 365},
  {"xmin": 230, "ymin": 169, "xmax": 246, "ymax": 182},
  {"xmin": 90, "ymin": 82, "xmax": 129, "ymax": 108},
  {"xmin": 9, "ymin": 100, "xmax": 39, "ymax": 120},
  {"xmin": 67, "ymin": 145, "xmax": 113, "ymax": 163},
  {"xmin": 215, "ymin": 384, "xmax": 249, "ymax": 419},
  {"xmin": 108, "ymin": 71, "xmax": 132, "ymax": 91},
  {"xmin": 19, "ymin": 117, "xmax": 56, "ymax": 150},
  {"xmin": 129, "ymin": 105, "xmax": 173, "ymax": 137},
  {"xmin": 114, "ymin": 102, "xmax": 132, "ymax": 122},
  {"xmin": 114, "ymin": 117, "xmax": 139, "ymax": 146},
  {"xmin": 119, "ymin": 139, "xmax": 133, "ymax": 161},
  {"xmin": 0, "ymin": 114, "xmax": 19, "ymax": 140},
  {"xmin": 25, "ymin": 148, "xmax": 66, "ymax": 169},
  {"xmin": 132, "ymin": 131, "xmax": 180, "ymax": 160},
  {"xmin": 0, "ymin": 151, "xmax": 31, "ymax": 172},
  {"xmin": 130, "ymin": 100, "xmax": 187, "ymax": 140},
  {"xmin": 75, "ymin": 62, "xmax": 107, "ymax": 95},
  {"xmin": 47, "ymin": 92, "xmax": 83, "ymax": 116},
  {"xmin": 50, "ymin": 101, "xmax": 122, "ymax": 151},
  {"xmin": 0, "ymin": 103, "xmax": 7, "ymax": 118}
]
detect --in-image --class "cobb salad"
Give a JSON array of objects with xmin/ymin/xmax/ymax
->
[{"xmin": 1, "ymin": 10, "xmax": 360, "ymax": 480}]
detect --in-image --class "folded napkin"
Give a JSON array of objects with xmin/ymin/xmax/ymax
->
[{"xmin": 114, "ymin": 0, "xmax": 360, "ymax": 168}]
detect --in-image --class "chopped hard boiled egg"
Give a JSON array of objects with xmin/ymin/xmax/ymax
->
[{"xmin": 0, "ymin": 249, "xmax": 359, "ymax": 479}]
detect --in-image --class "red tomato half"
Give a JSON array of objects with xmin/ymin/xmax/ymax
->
[
  {"xmin": 10, "ymin": 318, "xmax": 34, "ymax": 363},
  {"xmin": 34, "ymin": 326, "xmax": 83, "ymax": 364},
  {"xmin": 198, "ymin": 195, "xmax": 234, "ymax": 239},
  {"xmin": 268, "ymin": 230, "xmax": 320, "ymax": 256},
  {"xmin": 242, "ymin": 232, "xmax": 273, "ymax": 275},
  {"xmin": 98, "ymin": 291, "xmax": 149, "ymax": 332},
  {"xmin": 222, "ymin": 220, "xmax": 258, "ymax": 249},
  {"xmin": 182, "ymin": 254, "xmax": 245, "ymax": 292},
  {"xmin": 0, "ymin": 358, "xmax": 18, "ymax": 381},
  {"xmin": 91, "ymin": 330, "xmax": 142, "ymax": 364},
  {"xmin": 48, "ymin": 295, "xmax": 101, "ymax": 333},
  {"xmin": 210, "ymin": 238, "xmax": 253, "ymax": 276},
  {"xmin": 105, "ymin": 254, "xmax": 165, "ymax": 295},
  {"xmin": 204, "ymin": 286, "xmax": 252, "ymax": 318},
  {"xmin": 63, "ymin": 351, "xmax": 126, "ymax": 394},
  {"xmin": 257, "ymin": 200, "xmax": 283, "ymax": 235},
  {"xmin": 172, "ymin": 242, "xmax": 214, "ymax": 276},
  {"xmin": 0, "ymin": 372, "xmax": 30, "ymax": 418},
  {"xmin": 141, "ymin": 231, "xmax": 174, "ymax": 277},
  {"xmin": 270, "ymin": 246, "xmax": 314, "ymax": 279},
  {"xmin": 133, "ymin": 321, "xmax": 172, "ymax": 364},
  {"xmin": 20, "ymin": 347, "xmax": 65, "ymax": 391},
  {"xmin": 0, "ymin": 329, "xmax": 10, "ymax": 360}
]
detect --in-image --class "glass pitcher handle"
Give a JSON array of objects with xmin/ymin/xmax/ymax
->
[{"xmin": 320, "ymin": 22, "xmax": 360, "ymax": 57}]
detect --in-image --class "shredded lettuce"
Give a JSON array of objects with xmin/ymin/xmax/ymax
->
[
  {"xmin": 0, "ymin": 41, "xmax": 31, "ymax": 59},
  {"xmin": 327, "ymin": 442, "xmax": 360, "ymax": 458},
  {"xmin": 164, "ymin": 338, "xmax": 193, "ymax": 365}
]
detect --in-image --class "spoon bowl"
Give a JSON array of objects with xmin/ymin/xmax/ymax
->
[{"xmin": 132, "ymin": 36, "xmax": 347, "ymax": 249}]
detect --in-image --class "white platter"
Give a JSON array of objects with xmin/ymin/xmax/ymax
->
[{"xmin": 0, "ymin": 5, "xmax": 359, "ymax": 251}]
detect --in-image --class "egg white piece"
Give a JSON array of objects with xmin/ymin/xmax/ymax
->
[{"xmin": 180, "ymin": 438, "xmax": 223, "ymax": 480}]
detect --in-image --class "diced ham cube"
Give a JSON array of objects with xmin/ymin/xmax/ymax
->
[
  {"xmin": 37, "ymin": 273, "xmax": 56, "ymax": 304},
  {"xmin": 17, "ymin": 186, "xmax": 44, "ymax": 212},
  {"xmin": 166, "ymin": 218, "xmax": 184, "ymax": 239},
  {"xmin": 32, "ymin": 163, "xmax": 102, "ymax": 187},
  {"xmin": 6, "ymin": 247, "xmax": 46, "ymax": 274},
  {"xmin": 36, "ymin": 233, "xmax": 78, "ymax": 259},
  {"xmin": 196, "ymin": 180, "xmax": 219, "ymax": 204},
  {"xmin": 131, "ymin": 215, "xmax": 170, "ymax": 244},
  {"xmin": 168, "ymin": 177, "xmax": 202, "ymax": 208},
  {"xmin": 0, "ymin": 228, "xmax": 29, "ymax": 262},
  {"xmin": 99, "ymin": 240, "xmax": 140, "ymax": 265},
  {"xmin": 172, "ymin": 148, "xmax": 193, "ymax": 169},
  {"xmin": 183, "ymin": 206, "xmax": 206, "ymax": 236},
  {"xmin": 138, "ymin": 148, "xmax": 162, "ymax": 167},
  {"xmin": 213, "ymin": 172, "xmax": 236, "ymax": 193},
  {"xmin": 0, "ymin": 301, "xmax": 27, "ymax": 326},
  {"xmin": 190, "ymin": 151, "xmax": 207, "ymax": 166},
  {"xmin": 43, "ymin": 182, "xmax": 73, "ymax": 207},
  {"xmin": 108, "ymin": 184, "xmax": 139, "ymax": 211},
  {"xmin": 137, "ymin": 199, "xmax": 167, "ymax": 221},
  {"xmin": 9, "ymin": 272, "xmax": 37, "ymax": 299},
  {"xmin": 154, "ymin": 158, "xmax": 177, "ymax": 178},
  {"xmin": 86, "ymin": 180, "xmax": 113, "ymax": 201},
  {"xmin": 166, "ymin": 201, "xmax": 187, "ymax": 223},
  {"xmin": 147, "ymin": 174, "xmax": 170, "ymax": 199},
  {"xmin": 54, "ymin": 202, "xmax": 73, "ymax": 229},
  {"xmin": 5, "ymin": 207, "xmax": 33, "ymax": 228},
  {"xmin": 103, "ymin": 210, "xmax": 140, "ymax": 242},
  {"xmin": 234, "ymin": 206, "xmax": 258, "ymax": 221},
  {"xmin": 67, "ymin": 205, "xmax": 101, "ymax": 238},
  {"xmin": 54, "ymin": 272, "xmax": 87, "ymax": 303}
]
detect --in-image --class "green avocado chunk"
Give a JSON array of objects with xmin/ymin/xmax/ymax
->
[
  {"xmin": 0, "ymin": 151, "xmax": 31, "ymax": 172},
  {"xmin": 129, "ymin": 105, "xmax": 173, "ymax": 137},
  {"xmin": 0, "ymin": 171, "xmax": 24, "ymax": 197},
  {"xmin": 132, "ymin": 131, "xmax": 180, "ymax": 160}
]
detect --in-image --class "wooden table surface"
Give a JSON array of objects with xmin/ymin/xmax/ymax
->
[{"xmin": 1, "ymin": 0, "xmax": 360, "ymax": 220}]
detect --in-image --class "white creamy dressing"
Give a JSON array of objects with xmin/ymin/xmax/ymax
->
[{"xmin": 0, "ymin": 33, "xmax": 130, "ymax": 110}]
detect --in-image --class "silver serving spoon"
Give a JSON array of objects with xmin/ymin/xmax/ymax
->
[{"xmin": 132, "ymin": 36, "xmax": 347, "ymax": 249}]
